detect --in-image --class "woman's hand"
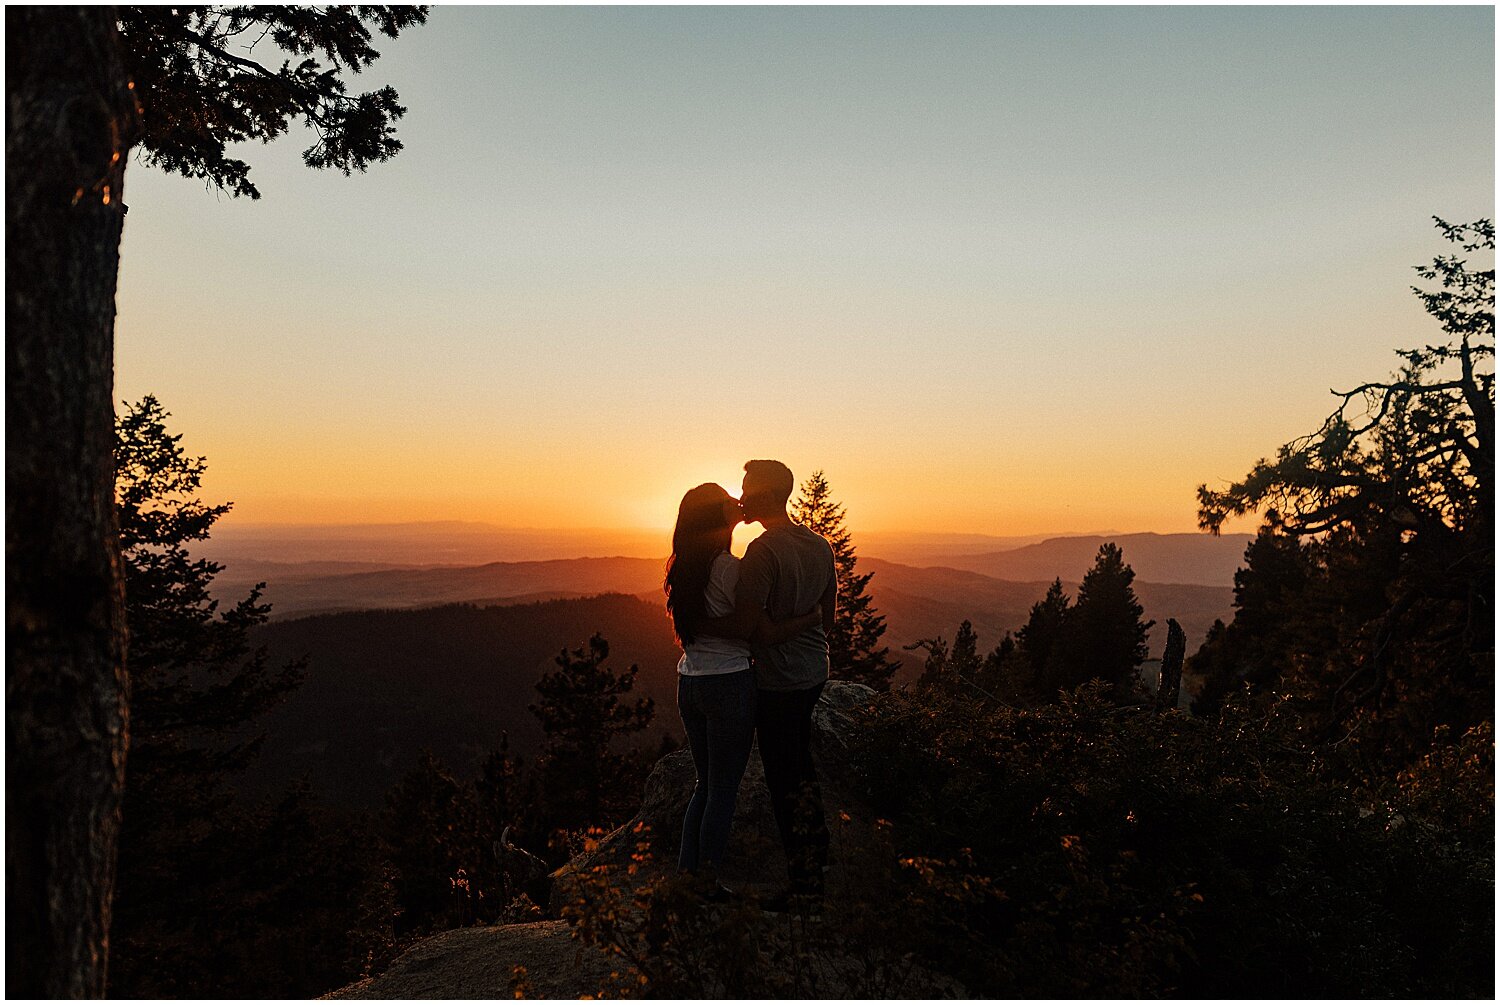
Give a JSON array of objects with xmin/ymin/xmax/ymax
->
[{"xmin": 751, "ymin": 603, "xmax": 825, "ymax": 646}]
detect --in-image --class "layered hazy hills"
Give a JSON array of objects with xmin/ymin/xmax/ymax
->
[
  {"xmin": 213, "ymin": 530, "xmax": 1251, "ymax": 622},
  {"xmin": 207, "ymin": 521, "xmax": 1091, "ymax": 569},
  {"xmin": 936, "ymin": 532, "xmax": 1254, "ymax": 588},
  {"xmin": 218, "ymin": 556, "xmax": 666, "ymax": 619},
  {"xmin": 226, "ymin": 528, "xmax": 1244, "ymax": 806}
]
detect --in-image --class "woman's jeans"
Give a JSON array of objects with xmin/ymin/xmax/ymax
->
[{"xmin": 677, "ymin": 669, "xmax": 757, "ymax": 873}]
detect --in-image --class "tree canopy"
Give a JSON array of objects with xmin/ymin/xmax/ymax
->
[
  {"xmin": 1198, "ymin": 217, "xmax": 1492, "ymax": 544},
  {"xmin": 790, "ymin": 471, "xmax": 901, "ymax": 690},
  {"xmin": 1050, "ymin": 544, "xmax": 1153, "ymax": 698},
  {"xmin": 1194, "ymin": 218, "xmax": 1494, "ymax": 778},
  {"xmin": 117, "ymin": 6, "xmax": 429, "ymax": 198}
]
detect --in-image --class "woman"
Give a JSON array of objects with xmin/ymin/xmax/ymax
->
[{"xmin": 664, "ymin": 483, "xmax": 819, "ymax": 889}]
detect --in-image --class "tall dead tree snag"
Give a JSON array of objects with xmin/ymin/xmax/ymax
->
[
  {"xmin": 6, "ymin": 8, "xmax": 140, "ymax": 997},
  {"xmin": 1156, "ymin": 619, "xmax": 1186, "ymax": 712}
]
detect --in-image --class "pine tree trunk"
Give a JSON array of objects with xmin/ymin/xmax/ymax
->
[{"xmin": 6, "ymin": 7, "xmax": 138, "ymax": 997}]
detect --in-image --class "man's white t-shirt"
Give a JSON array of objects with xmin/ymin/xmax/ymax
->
[{"xmin": 677, "ymin": 551, "xmax": 753, "ymax": 676}]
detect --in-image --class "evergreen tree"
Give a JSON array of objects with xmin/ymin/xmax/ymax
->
[
  {"xmin": 1016, "ymin": 579, "xmax": 1071, "ymax": 683},
  {"xmin": 109, "ymin": 396, "xmax": 307, "ymax": 996},
  {"xmin": 950, "ymin": 620, "xmax": 982, "ymax": 677},
  {"xmin": 910, "ymin": 635, "xmax": 951, "ymax": 689},
  {"xmin": 1050, "ymin": 544, "xmax": 1153, "ymax": 698},
  {"xmin": 790, "ymin": 470, "xmax": 901, "ymax": 690},
  {"xmin": 9, "ymin": 15, "xmax": 140, "ymax": 992},
  {"xmin": 1189, "ymin": 528, "xmax": 1316, "ymax": 715},
  {"xmin": 475, "ymin": 734, "xmax": 531, "ymax": 847},
  {"xmin": 118, "ymin": 7, "xmax": 430, "ymax": 199},
  {"xmin": 983, "ymin": 633, "xmax": 1017, "ymax": 675},
  {"xmin": 381, "ymin": 751, "xmax": 481, "ymax": 936},
  {"xmin": 529, "ymin": 635, "xmax": 654, "ymax": 844},
  {"xmin": 975, "ymin": 632, "xmax": 1019, "ymax": 696}
]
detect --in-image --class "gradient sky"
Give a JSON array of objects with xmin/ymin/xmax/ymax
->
[{"xmin": 114, "ymin": 6, "xmax": 1495, "ymax": 537}]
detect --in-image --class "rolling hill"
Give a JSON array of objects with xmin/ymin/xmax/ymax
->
[
  {"xmin": 246, "ymin": 593, "xmax": 682, "ymax": 809},
  {"xmin": 218, "ymin": 556, "xmax": 665, "ymax": 619}
]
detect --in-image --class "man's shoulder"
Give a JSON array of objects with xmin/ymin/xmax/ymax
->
[
  {"xmin": 748, "ymin": 523, "xmax": 832, "ymax": 557},
  {"xmin": 790, "ymin": 523, "xmax": 834, "ymax": 554}
]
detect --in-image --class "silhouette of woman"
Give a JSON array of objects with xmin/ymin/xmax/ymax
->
[{"xmin": 664, "ymin": 483, "xmax": 819, "ymax": 895}]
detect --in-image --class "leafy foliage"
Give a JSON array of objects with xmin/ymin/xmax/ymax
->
[
  {"xmin": 790, "ymin": 470, "xmax": 901, "ymax": 690},
  {"xmin": 117, "ymin": 6, "xmax": 429, "ymax": 198},
  {"xmin": 561, "ymin": 684, "xmax": 1491, "ymax": 998},
  {"xmin": 856, "ymin": 685, "xmax": 1491, "ymax": 997},
  {"xmin": 560, "ymin": 821, "xmax": 976, "ymax": 998}
]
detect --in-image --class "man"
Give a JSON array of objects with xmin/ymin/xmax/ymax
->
[{"xmin": 728, "ymin": 459, "xmax": 836, "ymax": 913}]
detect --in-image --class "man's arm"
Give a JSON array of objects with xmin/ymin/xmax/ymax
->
[
  {"xmin": 820, "ymin": 570, "xmax": 837, "ymax": 637},
  {"xmin": 698, "ymin": 542, "xmax": 774, "ymax": 640}
]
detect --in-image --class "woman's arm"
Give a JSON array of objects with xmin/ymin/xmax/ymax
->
[{"xmin": 698, "ymin": 604, "xmax": 822, "ymax": 644}]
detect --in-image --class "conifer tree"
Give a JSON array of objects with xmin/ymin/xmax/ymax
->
[
  {"xmin": 1052, "ymin": 544, "xmax": 1153, "ymax": 697},
  {"xmin": 1196, "ymin": 219, "xmax": 1493, "ymax": 775},
  {"xmin": 475, "ymin": 734, "xmax": 532, "ymax": 847},
  {"xmin": 1016, "ymin": 579, "xmax": 1072, "ymax": 683},
  {"xmin": 984, "ymin": 633, "xmax": 1017, "ymax": 674},
  {"xmin": 1189, "ymin": 528, "xmax": 1315, "ymax": 715},
  {"xmin": 109, "ymin": 396, "xmax": 307, "ymax": 995},
  {"xmin": 950, "ymin": 620, "xmax": 982, "ymax": 677},
  {"xmin": 910, "ymin": 635, "xmax": 951, "ymax": 689},
  {"xmin": 790, "ymin": 471, "xmax": 901, "ymax": 690},
  {"xmin": 529, "ymin": 635, "xmax": 654, "ymax": 841}
]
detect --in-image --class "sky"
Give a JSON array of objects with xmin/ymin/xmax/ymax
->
[{"xmin": 114, "ymin": 6, "xmax": 1495, "ymax": 538}]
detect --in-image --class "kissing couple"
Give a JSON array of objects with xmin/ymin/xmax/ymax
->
[{"xmin": 663, "ymin": 459, "xmax": 835, "ymax": 916}]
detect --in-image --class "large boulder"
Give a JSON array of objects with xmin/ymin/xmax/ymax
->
[{"xmin": 552, "ymin": 680, "xmax": 876, "ymax": 909}]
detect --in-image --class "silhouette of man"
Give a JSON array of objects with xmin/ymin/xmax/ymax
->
[{"xmin": 730, "ymin": 459, "xmax": 836, "ymax": 909}]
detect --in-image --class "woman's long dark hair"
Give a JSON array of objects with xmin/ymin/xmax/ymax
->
[{"xmin": 664, "ymin": 483, "xmax": 735, "ymax": 646}]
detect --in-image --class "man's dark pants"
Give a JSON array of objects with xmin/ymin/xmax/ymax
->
[{"xmin": 755, "ymin": 681, "xmax": 829, "ymax": 897}]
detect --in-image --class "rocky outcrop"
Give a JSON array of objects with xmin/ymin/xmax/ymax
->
[
  {"xmin": 326, "ymin": 681, "xmax": 884, "ymax": 1000},
  {"xmin": 321, "ymin": 921, "xmax": 627, "ymax": 999},
  {"xmin": 551, "ymin": 680, "xmax": 877, "ymax": 909}
]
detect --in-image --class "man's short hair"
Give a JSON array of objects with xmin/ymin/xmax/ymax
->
[{"xmin": 743, "ymin": 459, "xmax": 794, "ymax": 504}]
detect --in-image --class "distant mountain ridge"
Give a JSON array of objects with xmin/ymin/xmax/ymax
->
[
  {"xmin": 940, "ymin": 532, "xmax": 1254, "ymax": 587},
  {"xmin": 218, "ymin": 556, "xmax": 665, "ymax": 619},
  {"xmin": 218, "ymin": 532, "xmax": 1248, "ymax": 621}
]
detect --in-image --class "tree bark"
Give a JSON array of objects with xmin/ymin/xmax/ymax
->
[{"xmin": 6, "ymin": 8, "xmax": 139, "ymax": 998}]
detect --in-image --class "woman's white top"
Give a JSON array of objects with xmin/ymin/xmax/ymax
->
[{"xmin": 677, "ymin": 551, "xmax": 753, "ymax": 676}]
